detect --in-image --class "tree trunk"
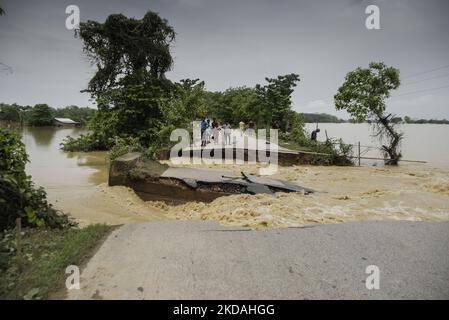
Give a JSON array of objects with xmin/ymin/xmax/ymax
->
[{"xmin": 377, "ymin": 114, "xmax": 402, "ymax": 165}]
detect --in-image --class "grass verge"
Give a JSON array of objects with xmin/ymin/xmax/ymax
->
[{"xmin": 0, "ymin": 224, "xmax": 113, "ymax": 300}]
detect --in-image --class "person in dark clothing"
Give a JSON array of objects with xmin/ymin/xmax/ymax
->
[
  {"xmin": 211, "ymin": 118, "xmax": 219, "ymax": 144},
  {"xmin": 311, "ymin": 128, "xmax": 320, "ymax": 141}
]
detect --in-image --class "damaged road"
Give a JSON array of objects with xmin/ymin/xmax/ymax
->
[
  {"xmin": 66, "ymin": 220, "xmax": 449, "ymax": 299},
  {"xmin": 108, "ymin": 152, "xmax": 314, "ymax": 202}
]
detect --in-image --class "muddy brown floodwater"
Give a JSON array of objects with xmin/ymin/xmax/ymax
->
[
  {"xmin": 20, "ymin": 125, "xmax": 449, "ymax": 229},
  {"xmin": 21, "ymin": 126, "xmax": 167, "ymax": 226}
]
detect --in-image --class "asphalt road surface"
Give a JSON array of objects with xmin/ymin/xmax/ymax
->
[{"xmin": 67, "ymin": 220, "xmax": 449, "ymax": 299}]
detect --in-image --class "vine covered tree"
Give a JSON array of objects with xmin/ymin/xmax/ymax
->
[
  {"xmin": 76, "ymin": 11, "xmax": 176, "ymax": 147},
  {"xmin": 334, "ymin": 62, "xmax": 402, "ymax": 165}
]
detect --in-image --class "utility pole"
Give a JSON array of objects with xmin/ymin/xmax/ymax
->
[{"xmin": 358, "ymin": 141, "xmax": 361, "ymax": 166}]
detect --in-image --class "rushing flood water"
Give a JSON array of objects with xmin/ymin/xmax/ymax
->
[{"xmin": 13, "ymin": 124, "xmax": 449, "ymax": 228}]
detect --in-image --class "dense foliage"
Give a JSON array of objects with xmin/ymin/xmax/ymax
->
[
  {"xmin": 0, "ymin": 103, "xmax": 23, "ymax": 123},
  {"xmin": 334, "ymin": 62, "xmax": 403, "ymax": 165},
  {"xmin": 0, "ymin": 128, "xmax": 72, "ymax": 230},
  {"xmin": 255, "ymin": 74, "xmax": 301, "ymax": 131},
  {"xmin": 27, "ymin": 104, "xmax": 55, "ymax": 126},
  {"xmin": 64, "ymin": 12, "xmax": 303, "ymax": 152},
  {"xmin": 205, "ymin": 87, "xmax": 259, "ymax": 126},
  {"xmin": 59, "ymin": 11, "xmax": 351, "ymax": 165},
  {"xmin": 71, "ymin": 11, "xmax": 176, "ymax": 151},
  {"xmin": 60, "ymin": 134, "xmax": 107, "ymax": 152}
]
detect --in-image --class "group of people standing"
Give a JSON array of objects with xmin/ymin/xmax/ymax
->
[
  {"xmin": 200, "ymin": 118, "xmax": 321, "ymax": 147},
  {"xmin": 200, "ymin": 118, "xmax": 233, "ymax": 147}
]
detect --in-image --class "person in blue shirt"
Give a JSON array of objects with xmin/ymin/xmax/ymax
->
[{"xmin": 201, "ymin": 118, "xmax": 208, "ymax": 146}]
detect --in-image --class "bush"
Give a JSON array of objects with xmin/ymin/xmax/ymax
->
[
  {"xmin": 282, "ymin": 130, "xmax": 353, "ymax": 166},
  {"xmin": 308, "ymin": 138, "xmax": 353, "ymax": 166},
  {"xmin": 108, "ymin": 136, "xmax": 144, "ymax": 160},
  {"xmin": 60, "ymin": 133, "xmax": 110, "ymax": 152},
  {"xmin": 0, "ymin": 128, "xmax": 73, "ymax": 230}
]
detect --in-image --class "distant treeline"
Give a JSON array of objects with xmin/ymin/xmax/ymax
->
[
  {"xmin": 0, "ymin": 103, "xmax": 96, "ymax": 126},
  {"xmin": 300, "ymin": 113, "xmax": 346, "ymax": 123},
  {"xmin": 301, "ymin": 113, "xmax": 449, "ymax": 124},
  {"xmin": 398, "ymin": 116, "xmax": 449, "ymax": 124}
]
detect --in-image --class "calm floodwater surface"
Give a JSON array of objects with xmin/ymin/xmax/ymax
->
[{"xmin": 304, "ymin": 123, "xmax": 449, "ymax": 166}]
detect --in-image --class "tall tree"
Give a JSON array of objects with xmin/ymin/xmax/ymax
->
[
  {"xmin": 160, "ymin": 79, "xmax": 208, "ymax": 127},
  {"xmin": 77, "ymin": 11, "xmax": 176, "ymax": 147},
  {"xmin": 28, "ymin": 104, "xmax": 55, "ymax": 126},
  {"xmin": 205, "ymin": 87, "xmax": 260, "ymax": 126},
  {"xmin": 334, "ymin": 62, "xmax": 402, "ymax": 165},
  {"xmin": 255, "ymin": 74, "xmax": 300, "ymax": 130}
]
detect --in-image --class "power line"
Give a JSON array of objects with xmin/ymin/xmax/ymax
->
[
  {"xmin": 402, "ymin": 73, "xmax": 449, "ymax": 86},
  {"xmin": 297, "ymin": 65, "xmax": 449, "ymax": 104},
  {"xmin": 402, "ymin": 64, "xmax": 449, "ymax": 79},
  {"xmin": 391, "ymin": 84, "xmax": 449, "ymax": 98},
  {"xmin": 0, "ymin": 62, "xmax": 13, "ymax": 75},
  {"xmin": 300, "ymin": 84, "xmax": 449, "ymax": 105}
]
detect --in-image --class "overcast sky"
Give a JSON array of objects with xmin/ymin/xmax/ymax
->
[{"xmin": 1, "ymin": 0, "xmax": 449, "ymax": 119}]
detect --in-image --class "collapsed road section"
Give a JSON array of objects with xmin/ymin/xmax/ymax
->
[{"xmin": 108, "ymin": 152, "xmax": 314, "ymax": 203}]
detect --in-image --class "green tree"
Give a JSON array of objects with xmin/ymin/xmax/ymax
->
[
  {"xmin": 255, "ymin": 73, "xmax": 300, "ymax": 130},
  {"xmin": 0, "ymin": 103, "xmax": 21, "ymax": 122},
  {"xmin": 147, "ymin": 78, "xmax": 209, "ymax": 151},
  {"xmin": 76, "ymin": 11, "xmax": 176, "ymax": 148},
  {"xmin": 28, "ymin": 104, "xmax": 55, "ymax": 126},
  {"xmin": 161, "ymin": 79, "xmax": 208, "ymax": 126},
  {"xmin": 334, "ymin": 62, "xmax": 402, "ymax": 165},
  {"xmin": 206, "ymin": 87, "xmax": 259, "ymax": 126}
]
